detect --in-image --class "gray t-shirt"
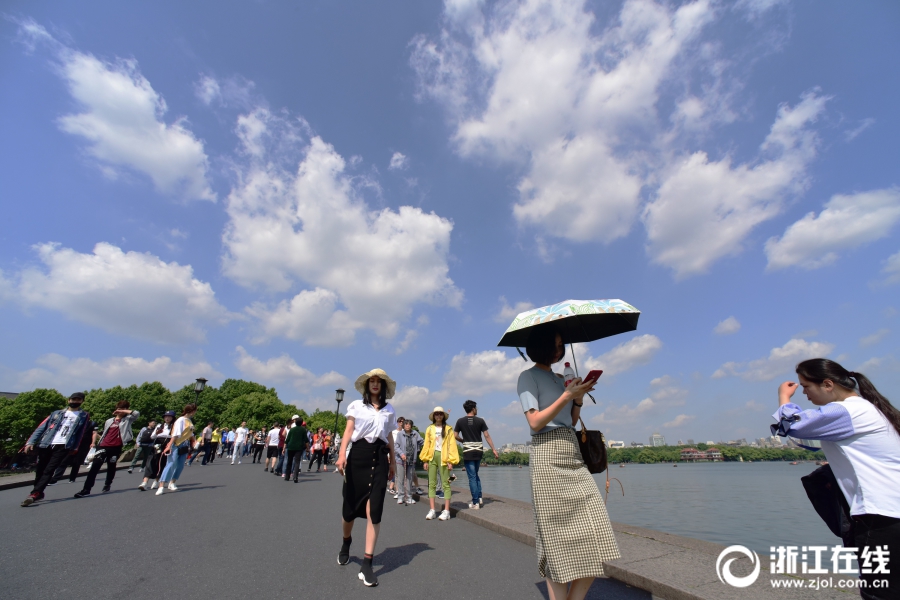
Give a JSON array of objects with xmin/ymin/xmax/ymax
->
[{"xmin": 517, "ymin": 366, "xmax": 574, "ymax": 435}]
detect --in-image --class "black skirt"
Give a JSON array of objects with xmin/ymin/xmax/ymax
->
[{"xmin": 342, "ymin": 439, "xmax": 389, "ymax": 524}]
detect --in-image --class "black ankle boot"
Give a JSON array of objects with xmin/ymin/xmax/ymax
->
[
  {"xmin": 358, "ymin": 557, "xmax": 377, "ymax": 587},
  {"xmin": 337, "ymin": 537, "xmax": 352, "ymax": 566}
]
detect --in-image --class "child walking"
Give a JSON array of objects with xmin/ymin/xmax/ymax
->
[{"xmin": 419, "ymin": 406, "xmax": 459, "ymax": 521}]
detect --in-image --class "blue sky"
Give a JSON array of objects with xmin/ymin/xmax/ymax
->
[{"xmin": 1, "ymin": 0, "xmax": 898, "ymax": 447}]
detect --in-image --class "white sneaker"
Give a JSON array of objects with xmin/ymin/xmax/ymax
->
[
  {"xmin": 478, "ymin": 498, "xmax": 484, "ymax": 506},
  {"xmin": 393, "ymin": 493, "xmax": 400, "ymax": 499},
  {"xmin": 150, "ymin": 480, "xmax": 159, "ymax": 490},
  {"xmin": 138, "ymin": 483, "xmax": 146, "ymax": 491},
  {"xmin": 473, "ymin": 503, "xmax": 480, "ymax": 510},
  {"xmin": 425, "ymin": 509, "xmax": 436, "ymax": 520},
  {"xmin": 238, "ymin": 461, "xmax": 241, "ymax": 464},
  {"xmin": 438, "ymin": 510, "xmax": 450, "ymax": 521},
  {"xmin": 155, "ymin": 487, "xmax": 165, "ymax": 496},
  {"xmin": 468, "ymin": 502, "xmax": 474, "ymax": 509},
  {"xmin": 168, "ymin": 483, "xmax": 178, "ymax": 491},
  {"xmin": 416, "ymin": 487, "xmax": 425, "ymax": 495},
  {"xmin": 405, "ymin": 498, "xmax": 416, "ymax": 505},
  {"xmin": 397, "ymin": 497, "xmax": 404, "ymax": 504}
]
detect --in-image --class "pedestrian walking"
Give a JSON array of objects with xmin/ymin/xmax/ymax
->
[
  {"xmin": 20, "ymin": 392, "xmax": 92, "ymax": 507},
  {"xmin": 232, "ymin": 421, "xmax": 249, "ymax": 465},
  {"xmin": 49, "ymin": 419, "xmax": 97, "ymax": 485},
  {"xmin": 455, "ymin": 400, "xmax": 499, "ymax": 509},
  {"xmin": 284, "ymin": 416, "xmax": 308, "ymax": 482},
  {"xmin": 264, "ymin": 423, "xmax": 281, "ymax": 472},
  {"xmin": 517, "ymin": 325, "xmax": 618, "ymax": 600},
  {"xmin": 388, "ymin": 417, "xmax": 404, "ymax": 496},
  {"xmin": 772, "ymin": 358, "xmax": 900, "ymax": 599},
  {"xmin": 75, "ymin": 401, "xmax": 140, "ymax": 498},
  {"xmin": 335, "ymin": 368, "xmax": 397, "ymax": 587},
  {"xmin": 393, "ymin": 419, "xmax": 422, "ymax": 505},
  {"xmin": 139, "ymin": 411, "xmax": 174, "ymax": 491},
  {"xmin": 226, "ymin": 428, "xmax": 236, "ymax": 458},
  {"xmin": 252, "ymin": 428, "xmax": 265, "ymax": 464},
  {"xmin": 129, "ymin": 420, "xmax": 156, "ymax": 473},
  {"xmin": 156, "ymin": 403, "xmax": 197, "ymax": 495},
  {"xmin": 200, "ymin": 422, "xmax": 214, "ymax": 465},
  {"xmin": 419, "ymin": 407, "xmax": 458, "ymax": 521},
  {"xmin": 308, "ymin": 427, "xmax": 326, "ymax": 472},
  {"xmin": 210, "ymin": 426, "xmax": 222, "ymax": 461}
]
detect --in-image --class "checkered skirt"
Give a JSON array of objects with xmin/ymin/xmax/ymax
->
[{"xmin": 530, "ymin": 427, "xmax": 620, "ymax": 583}]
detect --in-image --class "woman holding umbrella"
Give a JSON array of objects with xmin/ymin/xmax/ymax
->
[
  {"xmin": 517, "ymin": 325, "xmax": 620, "ymax": 600},
  {"xmin": 334, "ymin": 368, "xmax": 397, "ymax": 588}
]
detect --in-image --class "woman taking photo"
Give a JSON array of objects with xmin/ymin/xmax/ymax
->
[
  {"xmin": 334, "ymin": 368, "xmax": 397, "ymax": 588},
  {"xmin": 517, "ymin": 326, "xmax": 619, "ymax": 600},
  {"xmin": 773, "ymin": 359, "xmax": 899, "ymax": 598},
  {"xmin": 419, "ymin": 407, "xmax": 458, "ymax": 521},
  {"xmin": 156, "ymin": 403, "xmax": 197, "ymax": 496},
  {"xmin": 138, "ymin": 410, "xmax": 175, "ymax": 491}
]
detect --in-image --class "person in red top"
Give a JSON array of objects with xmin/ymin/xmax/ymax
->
[
  {"xmin": 76, "ymin": 400, "xmax": 139, "ymax": 498},
  {"xmin": 308, "ymin": 427, "xmax": 326, "ymax": 472}
]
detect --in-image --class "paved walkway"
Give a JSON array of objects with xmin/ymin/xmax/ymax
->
[{"xmin": 0, "ymin": 458, "xmax": 649, "ymax": 600}]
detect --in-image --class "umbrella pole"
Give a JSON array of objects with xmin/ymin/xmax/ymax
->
[{"xmin": 569, "ymin": 343, "xmax": 596, "ymax": 404}]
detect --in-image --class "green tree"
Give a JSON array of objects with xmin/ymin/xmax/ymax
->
[
  {"xmin": 129, "ymin": 381, "xmax": 173, "ymax": 428},
  {"xmin": 219, "ymin": 392, "xmax": 291, "ymax": 431},
  {"xmin": 220, "ymin": 379, "xmax": 278, "ymax": 402},
  {"xmin": 305, "ymin": 409, "xmax": 347, "ymax": 436},
  {"xmin": 0, "ymin": 389, "xmax": 67, "ymax": 457}
]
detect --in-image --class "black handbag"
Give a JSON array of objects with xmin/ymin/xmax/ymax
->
[{"xmin": 577, "ymin": 417, "xmax": 608, "ymax": 474}]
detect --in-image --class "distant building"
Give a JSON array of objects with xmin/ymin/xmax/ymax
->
[
  {"xmin": 706, "ymin": 441, "xmax": 715, "ymax": 445},
  {"xmin": 686, "ymin": 439, "xmax": 695, "ymax": 446},
  {"xmin": 502, "ymin": 442, "xmax": 533, "ymax": 454},
  {"xmin": 677, "ymin": 439, "xmax": 683, "ymax": 446},
  {"xmin": 649, "ymin": 433, "xmax": 666, "ymax": 447},
  {"xmin": 680, "ymin": 447, "xmax": 723, "ymax": 462},
  {"xmin": 607, "ymin": 440, "xmax": 625, "ymax": 449},
  {"xmin": 0, "ymin": 392, "xmax": 19, "ymax": 400},
  {"xmin": 630, "ymin": 442, "xmax": 645, "ymax": 448}
]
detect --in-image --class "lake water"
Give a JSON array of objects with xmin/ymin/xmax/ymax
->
[{"xmin": 456, "ymin": 462, "xmax": 840, "ymax": 554}]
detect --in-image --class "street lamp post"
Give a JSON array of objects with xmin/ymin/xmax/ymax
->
[
  {"xmin": 193, "ymin": 378, "xmax": 207, "ymax": 403},
  {"xmin": 333, "ymin": 388, "xmax": 345, "ymax": 442}
]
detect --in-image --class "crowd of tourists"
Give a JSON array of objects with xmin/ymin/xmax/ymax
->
[{"xmin": 14, "ymin": 332, "xmax": 899, "ymax": 599}]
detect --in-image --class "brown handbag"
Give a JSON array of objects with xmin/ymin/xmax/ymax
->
[{"xmin": 577, "ymin": 417, "xmax": 608, "ymax": 474}]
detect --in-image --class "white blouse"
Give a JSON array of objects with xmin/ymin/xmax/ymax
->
[{"xmin": 346, "ymin": 400, "xmax": 396, "ymax": 444}]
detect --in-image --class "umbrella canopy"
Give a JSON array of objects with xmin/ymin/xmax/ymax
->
[{"xmin": 497, "ymin": 299, "xmax": 640, "ymax": 348}]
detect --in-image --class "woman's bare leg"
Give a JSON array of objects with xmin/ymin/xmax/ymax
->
[
  {"xmin": 365, "ymin": 500, "xmax": 380, "ymax": 554},
  {"xmin": 545, "ymin": 579, "xmax": 568, "ymax": 600},
  {"xmin": 566, "ymin": 578, "xmax": 594, "ymax": 600}
]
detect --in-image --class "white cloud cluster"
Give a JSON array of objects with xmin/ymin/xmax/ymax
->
[
  {"xmin": 714, "ymin": 316, "xmax": 741, "ymax": 335},
  {"xmin": 389, "ymin": 152, "xmax": 409, "ymax": 170},
  {"xmin": 233, "ymin": 346, "xmax": 347, "ymax": 392},
  {"xmin": 494, "ymin": 297, "xmax": 535, "ymax": 324},
  {"xmin": 16, "ymin": 242, "xmax": 232, "ymax": 343},
  {"xmin": 6, "ymin": 353, "xmax": 222, "ymax": 393},
  {"xmin": 413, "ymin": 0, "xmax": 827, "ymax": 276},
  {"xmin": 223, "ymin": 110, "xmax": 461, "ymax": 346},
  {"xmin": 644, "ymin": 93, "xmax": 827, "ymax": 277},
  {"xmin": 883, "ymin": 251, "xmax": 900, "ymax": 286},
  {"xmin": 663, "ymin": 414, "xmax": 695, "ymax": 428},
  {"xmin": 582, "ymin": 334, "xmax": 663, "ymax": 374},
  {"xmin": 765, "ymin": 188, "xmax": 900, "ymax": 270},
  {"xmin": 859, "ymin": 329, "xmax": 889, "ymax": 348},
  {"xmin": 712, "ymin": 337, "xmax": 835, "ymax": 381},
  {"xmin": 19, "ymin": 22, "xmax": 214, "ymax": 201},
  {"xmin": 591, "ymin": 375, "xmax": 687, "ymax": 426},
  {"xmin": 391, "ymin": 385, "xmax": 434, "ymax": 421}
]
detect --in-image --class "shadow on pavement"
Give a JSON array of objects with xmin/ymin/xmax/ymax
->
[
  {"xmin": 374, "ymin": 542, "xmax": 433, "ymax": 577},
  {"xmin": 535, "ymin": 577, "xmax": 653, "ymax": 600}
]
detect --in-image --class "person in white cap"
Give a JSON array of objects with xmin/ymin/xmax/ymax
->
[
  {"xmin": 335, "ymin": 368, "xmax": 397, "ymax": 587},
  {"xmin": 231, "ymin": 421, "xmax": 249, "ymax": 465},
  {"xmin": 419, "ymin": 406, "xmax": 459, "ymax": 521}
]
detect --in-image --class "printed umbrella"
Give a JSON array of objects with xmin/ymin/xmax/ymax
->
[{"xmin": 497, "ymin": 299, "xmax": 640, "ymax": 348}]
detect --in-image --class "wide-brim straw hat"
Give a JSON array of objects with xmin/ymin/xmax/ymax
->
[
  {"xmin": 354, "ymin": 368, "xmax": 397, "ymax": 400},
  {"xmin": 428, "ymin": 406, "xmax": 450, "ymax": 423}
]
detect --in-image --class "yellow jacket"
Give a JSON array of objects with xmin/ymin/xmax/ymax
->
[{"xmin": 419, "ymin": 424, "xmax": 460, "ymax": 466}]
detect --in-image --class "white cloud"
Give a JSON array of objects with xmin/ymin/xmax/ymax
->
[
  {"xmin": 391, "ymin": 385, "xmax": 434, "ymax": 422},
  {"xmin": 195, "ymin": 75, "xmax": 221, "ymax": 105},
  {"xmin": 844, "ymin": 118, "xmax": 875, "ymax": 142},
  {"xmin": 712, "ymin": 337, "xmax": 835, "ymax": 381},
  {"xmin": 195, "ymin": 74, "xmax": 257, "ymax": 109},
  {"xmin": 18, "ymin": 22, "xmax": 214, "ymax": 201},
  {"xmin": 441, "ymin": 349, "xmax": 527, "ymax": 397},
  {"xmin": 663, "ymin": 414, "xmax": 695, "ymax": 428},
  {"xmin": 765, "ymin": 188, "xmax": 900, "ymax": 270},
  {"xmin": 223, "ymin": 109, "xmax": 461, "ymax": 345},
  {"xmin": 15, "ymin": 242, "xmax": 232, "ymax": 343},
  {"xmin": 494, "ymin": 296, "xmax": 534, "ymax": 324},
  {"xmin": 882, "ymin": 251, "xmax": 900, "ymax": 286},
  {"xmin": 644, "ymin": 92, "xmax": 827, "ymax": 278},
  {"xmin": 233, "ymin": 346, "xmax": 348, "ymax": 392},
  {"xmin": 394, "ymin": 330, "xmax": 419, "ymax": 355},
  {"xmin": 581, "ymin": 334, "xmax": 663, "ymax": 375},
  {"xmin": 246, "ymin": 288, "xmax": 359, "ymax": 347},
  {"xmin": 413, "ymin": 0, "xmax": 715, "ymax": 247},
  {"xmin": 389, "ymin": 152, "xmax": 409, "ymax": 170},
  {"xmin": 5, "ymin": 353, "xmax": 222, "ymax": 393},
  {"xmin": 714, "ymin": 316, "xmax": 741, "ymax": 335},
  {"xmin": 859, "ymin": 329, "xmax": 889, "ymax": 348},
  {"xmin": 500, "ymin": 400, "xmax": 524, "ymax": 417},
  {"xmin": 591, "ymin": 375, "xmax": 687, "ymax": 426}
]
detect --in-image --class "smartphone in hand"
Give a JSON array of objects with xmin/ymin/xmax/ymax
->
[{"xmin": 582, "ymin": 370, "xmax": 603, "ymax": 384}]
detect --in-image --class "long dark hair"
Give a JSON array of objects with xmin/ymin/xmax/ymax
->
[
  {"xmin": 363, "ymin": 378, "xmax": 387, "ymax": 408},
  {"xmin": 525, "ymin": 324, "xmax": 564, "ymax": 365},
  {"xmin": 796, "ymin": 359, "xmax": 900, "ymax": 436}
]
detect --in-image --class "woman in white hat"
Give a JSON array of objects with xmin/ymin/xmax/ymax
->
[
  {"xmin": 418, "ymin": 406, "xmax": 459, "ymax": 521},
  {"xmin": 334, "ymin": 368, "xmax": 397, "ymax": 587}
]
